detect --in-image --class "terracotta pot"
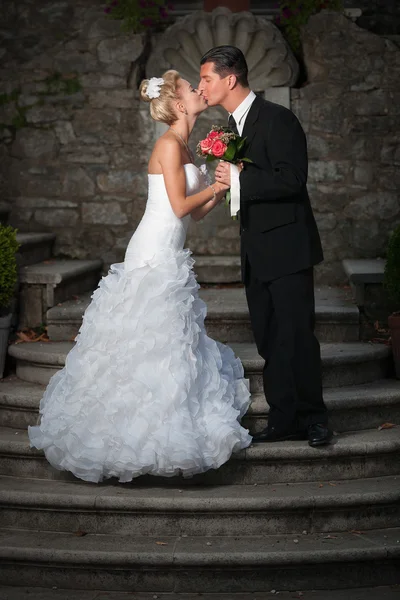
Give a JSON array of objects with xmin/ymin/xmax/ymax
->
[{"xmin": 388, "ymin": 312, "xmax": 400, "ymax": 379}]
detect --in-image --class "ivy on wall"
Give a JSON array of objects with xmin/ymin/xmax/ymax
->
[
  {"xmin": 275, "ymin": 0, "xmax": 344, "ymax": 53},
  {"xmin": 41, "ymin": 72, "xmax": 82, "ymax": 96},
  {"xmin": 0, "ymin": 73, "xmax": 81, "ymax": 137},
  {"xmin": 104, "ymin": 0, "xmax": 172, "ymax": 33},
  {"xmin": 0, "ymin": 89, "xmax": 28, "ymax": 132}
]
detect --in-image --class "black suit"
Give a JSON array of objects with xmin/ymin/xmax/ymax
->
[{"xmin": 238, "ymin": 95, "xmax": 328, "ymax": 434}]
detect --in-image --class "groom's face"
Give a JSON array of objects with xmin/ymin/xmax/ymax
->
[{"xmin": 198, "ymin": 62, "xmax": 230, "ymax": 107}]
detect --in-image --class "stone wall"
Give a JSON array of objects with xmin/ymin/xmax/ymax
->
[
  {"xmin": 1, "ymin": 2, "xmax": 399, "ymax": 284},
  {"xmin": 0, "ymin": 0, "xmax": 151, "ymax": 264},
  {"xmin": 352, "ymin": 0, "xmax": 400, "ymax": 36},
  {"xmin": 291, "ymin": 11, "xmax": 400, "ymax": 283}
]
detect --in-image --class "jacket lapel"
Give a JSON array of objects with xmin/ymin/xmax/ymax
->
[{"xmin": 241, "ymin": 94, "xmax": 262, "ymax": 152}]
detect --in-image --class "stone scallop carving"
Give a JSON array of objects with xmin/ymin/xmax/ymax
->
[{"xmin": 146, "ymin": 7, "xmax": 299, "ymax": 89}]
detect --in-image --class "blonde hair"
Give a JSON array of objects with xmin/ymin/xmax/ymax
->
[{"xmin": 140, "ymin": 70, "xmax": 181, "ymax": 126}]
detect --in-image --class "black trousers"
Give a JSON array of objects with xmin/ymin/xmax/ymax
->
[{"xmin": 245, "ymin": 263, "xmax": 328, "ymax": 433}]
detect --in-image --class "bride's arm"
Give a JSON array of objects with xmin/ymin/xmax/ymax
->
[
  {"xmin": 159, "ymin": 138, "xmax": 227, "ymax": 218},
  {"xmin": 191, "ymin": 193, "xmax": 224, "ymax": 222}
]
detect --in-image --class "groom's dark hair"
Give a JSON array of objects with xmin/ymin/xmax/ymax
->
[{"xmin": 200, "ymin": 46, "xmax": 249, "ymax": 88}]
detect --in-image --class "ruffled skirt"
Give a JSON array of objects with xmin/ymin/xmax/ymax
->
[{"xmin": 28, "ymin": 248, "xmax": 252, "ymax": 483}]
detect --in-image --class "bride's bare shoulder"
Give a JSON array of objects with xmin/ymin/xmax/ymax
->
[
  {"xmin": 151, "ymin": 133, "xmax": 181, "ymax": 164},
  {"xmin": 148, "ymin": 133, "xmax": 181, "ymax": 173},
  {"xmin": 155, "ymin": 132, "xmax": 180, "ymax": 153}
]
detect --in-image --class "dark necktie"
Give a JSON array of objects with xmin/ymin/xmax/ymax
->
[{"xmin": 228, "ymin": 114, "xmax": 239, "ymax": 136}]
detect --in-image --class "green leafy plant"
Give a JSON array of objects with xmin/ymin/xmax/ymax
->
[
  {"xmin": 11, "ymin": 108, "xmax": 28, "ymax": 129},
  {"xmin": 0, "ymin": 88, "xmax": 27, "ymax": 132},
  {"xmin": 40, "ymin": 72, "xmax": 82, "ymax": 96},
  {"xmin": 103, "ymin": 0, "xmax": 172, "ymax": 33},
  {"xmin": 384, "ymin": 225, "xmax": 400, "ymax": 311},
  {"xmin": 275, "ymin": 0, "xmax": 344, "ymax": 54},
  {"xmin": 0, "ymin": 73, "xmax": 82, "ymax": 139},
  {"xmin": 0, "ymin": 88, "xmax": 21, "ymax": 107},
  {"xmin": 0, "ymin": 225, "xmax": 19, "ymax": 312}
]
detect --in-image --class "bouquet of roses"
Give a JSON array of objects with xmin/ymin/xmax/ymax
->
[
  {"xmin": 196, "ymin": 126, "xmax": 252, "ymax": 218},
  {"xmin": 196, "ymin": 125, "xmax": 251, "ymax": 165}
]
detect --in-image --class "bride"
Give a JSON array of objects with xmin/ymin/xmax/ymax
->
[{"xmin": 28, "ymin": 70, "xmax": 252, "ymax": 483}]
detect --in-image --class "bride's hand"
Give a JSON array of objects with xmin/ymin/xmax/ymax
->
[
  {"xmin": 213, "ymin": 181, "xmax": 230, "ymax": 201},
  {"xmin": 214, "ymin": 180, "xmax": 230, "ymax": 193}
]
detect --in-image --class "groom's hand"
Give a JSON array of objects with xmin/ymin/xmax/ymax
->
[
  {"xmin": 215, "ymin": 161, "xmax": 231, "ymax": 186},
  {"xmin": 215, "ymin": 161, "xmax": 244, "ymax": 186}
]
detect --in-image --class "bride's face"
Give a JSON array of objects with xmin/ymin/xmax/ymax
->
[{"xmin": 177, "ymin": 78, "xmax": 207, "ymax": 117}]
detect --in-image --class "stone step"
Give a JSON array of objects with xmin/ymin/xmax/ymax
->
[
  {"xmin": 343, "ymin": 258, "xmax": 386, "ymax": 287},
  {"xmin": 7, "ymin": 341, "xmax": 392, "ymax": 388},
  {"xmin": 1, "ymin": 588, "xmax": 400, "ymax": 600},
  {"xmin": 16, "ymin": 232, "xmax": 56, "ymax": 268},
  {"xmin": 1, "ymin": 375, "xmax": 399, "ymax": 434},
  {"xmin": 47, "ymin": 286, "xmax": 360, "ymax": 343},
  {"xmin": 18, "ymin": 259, "xmax": 103, "ymax": 329},
  {"xmin": 342, "ymin": 258, "xmax": 394, "ymax": 337},
  {"xmin": 0, "ymin": 527, "xmax": 399, "ymax": 591},
  {"xmin": 0, "ymin": 377, "xmax": 45, "ymax": 429},
  {"xmin": 193, "ymin": 255, "xmax": 241, "ymax": 283},
  {"xmin": 0, "ymin": 426, "xmax": 399, "ymax": 484},
  {"xmin": 243, "ymin": 380, "xmax": 400, "ymax": 435},
  {"xmin": 230, "ymin": 342, "xmax": 391, "ymax": 392},
  {"xmin": 1, "ymin": 474, "xmax": 399, "ymax": 536}
]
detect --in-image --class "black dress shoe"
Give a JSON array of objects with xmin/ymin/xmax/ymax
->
[
  {"xmin": 252, "ymin": 426, "xmax": 306, "ymax": 443},
  {"xmin": 307, "ymin": 423, "xmax": 333, "ymax": 447}
]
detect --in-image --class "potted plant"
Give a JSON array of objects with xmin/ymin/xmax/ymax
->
[
  {"xmin": 0, "ymin": 225, "xmax": 19, "ymax": 379},
  {"xmin": 384, "ymin": 225, "xmax": 400, "ymax": 379}
]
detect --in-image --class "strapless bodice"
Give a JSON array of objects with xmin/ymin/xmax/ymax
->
[
  {"xmin": 124, "ymin": 163, "xmax": 206, "ymax": 268},
  {"xmin": 146, "ymin": 163, "xmax": 203, "ymax": 218}
]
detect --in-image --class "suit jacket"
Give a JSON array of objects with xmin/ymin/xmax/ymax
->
[{"xmin": 238, "ymin": 95, "xmax": 323, "ymax": 283}]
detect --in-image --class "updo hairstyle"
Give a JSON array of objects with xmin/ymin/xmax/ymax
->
[{"xmin": 140, "ymin": 70, "xmax": 180, "ymax": 125}]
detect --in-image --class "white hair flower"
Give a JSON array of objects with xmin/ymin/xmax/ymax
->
[{"xmin": 146, "ymin": 77, "xmax": 165, "ymax": 99}]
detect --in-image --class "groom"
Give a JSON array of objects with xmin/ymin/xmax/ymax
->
[{"xmin": 198, "ymin": 46, "xmax": 332, "ymax": 447}]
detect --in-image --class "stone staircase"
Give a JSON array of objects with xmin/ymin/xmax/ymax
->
[
  {"xmin": 0, "ymin": 590, "xmax": 399, "ymax": 600},
  {"xmin": 15, "ymin": 231, "xmax": 103, "ymax": 330},
  {"xmin": 44, "ymin": 286, "xmax": 361, "ymax": 344},
  {"xmin": 194, "ymin": 255, "xmax": 242, "ymax": 283},
  {"xmin": 0, "ymin": 228, "xmax": 399, "ymax": 596}
]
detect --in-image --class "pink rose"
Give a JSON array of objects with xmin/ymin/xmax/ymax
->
[
  {"xmin": 212, "ymin": 139, "xmax": 227, "ymax": 158},
  {"xmin": 208, "ymin": 130, "xmax": 220, "ymax": 140},
  {"xmin": 200, "ymin": 136, "xmax": 214, "ymax": 153}
]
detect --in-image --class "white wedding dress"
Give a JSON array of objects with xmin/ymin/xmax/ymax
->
[{"xmin": 28, "ymin": 163, "xmax": 252, "ymax": 483}]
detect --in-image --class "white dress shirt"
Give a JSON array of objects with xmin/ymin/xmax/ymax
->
[
  {"xmin": 226, "ymin": 91, "xmax": 256, "ymax": 217},
  {"xmin": 229, "ymin": 90, "xmax": 257, "ymax": 136}
]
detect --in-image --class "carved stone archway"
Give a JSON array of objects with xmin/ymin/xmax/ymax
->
[{"xmin": 147, "ymin": 7, "xmax": 299, "ymax": 96}]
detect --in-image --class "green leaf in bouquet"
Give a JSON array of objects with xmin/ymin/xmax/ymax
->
[
  {"xmin": 223, "ymin": 190, "xmax": 237, "ymax": 220},
  {"xmin": 241, "ymin": 157, "xmax": 253, "ymax": 163},
  {"xmin": 224, "ymin": 142, "xmax": 236, "ymax": 162},
  {"xmin": 236, "ymin": 138, "xmax": 246, "ymax": 153},
  {"xmin": 206, "ymin": 154, "xmax": 217, "ymax": 162}
]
